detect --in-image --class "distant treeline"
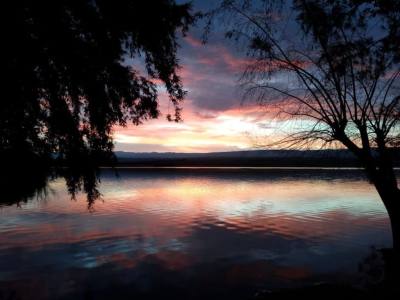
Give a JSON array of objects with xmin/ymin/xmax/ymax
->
[{"xmin": 112, "ymin": 149, "xmax": 400, "ymax": 167}]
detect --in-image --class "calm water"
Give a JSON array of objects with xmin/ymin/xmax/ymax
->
[{"xmin": 0, "ymin": 169, "xmax": 392, "ymax": 299}]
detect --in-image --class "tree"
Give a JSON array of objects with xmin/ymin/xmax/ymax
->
[
  {"xmin": 209, "ymin": 0, "xmax": 400, "ymax": 250},
  {"xmin": 1, "ymin": 0, "xmax": 193, "ymax": 203},
  {"xmin": 1, "ymin": 0, "xmax": 193, "ymax": 159}
]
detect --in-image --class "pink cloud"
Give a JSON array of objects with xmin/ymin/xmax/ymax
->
[
  {"xmin": 195, "ymin": 45, "xmax": 254, "ymax": 73},
  {"xmin": 185, "ymin": 35, "xmax": 203, "ymax": 47}
]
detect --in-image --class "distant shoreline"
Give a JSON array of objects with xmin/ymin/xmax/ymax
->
[
  {"xmin": 101, "ymin": 166, "xmax": 386, "ymax": 170},
  {"xmin": 111, "ymin": 149, "xmax": 400, "ymax": 168}
]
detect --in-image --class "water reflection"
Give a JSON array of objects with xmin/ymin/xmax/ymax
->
[{"xmin": 0, "ymin": 169, "xmax": 392, "ymax": 299}]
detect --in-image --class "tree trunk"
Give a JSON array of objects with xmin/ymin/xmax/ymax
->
[
  {"xmin": 374, "ymin": 180, "xmax": 400, "ymax": 252},
  {"xmin": 352, "ymin": 143, "xmax": 400, "ymax": 253}
]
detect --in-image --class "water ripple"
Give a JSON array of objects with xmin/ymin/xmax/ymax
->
[{"xmin": 0, "ymin": 170, "xmax": 393, "ymax": 298}]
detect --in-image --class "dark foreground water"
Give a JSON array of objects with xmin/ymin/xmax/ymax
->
[{"xmin": 0, "ymin": 169, "xmax": 392, "ymax": 299}]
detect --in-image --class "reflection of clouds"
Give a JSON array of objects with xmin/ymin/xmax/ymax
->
[
  {"xmin": 99, "ymin": 177, "xmax": 387, "ymax": 217},
  {"xmin": 0, "ymin": 172, "xmax": 392, "ymax": 296},
  {"xmin": 1, "ymin": 175, "xmax": 390, "ymax": 247}
]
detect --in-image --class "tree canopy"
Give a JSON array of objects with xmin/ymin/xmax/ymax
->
[
  {"xmin": 1, "ymin": 0, "xmax": 193, "ymax": 161},
  {"xmin": 209, "ymin": 0, "xmax": 400, "ymax": 248},
  {"xmin": 209, "ymin": 0, "xmax": 399, "ymax": 172},
  {"xmin": 211, "ymin": 0, "xmax": 399, "ymax": 149},
  {"xmin": 1, "ymin": 0, "xmax": 193, "ymax": 205}
]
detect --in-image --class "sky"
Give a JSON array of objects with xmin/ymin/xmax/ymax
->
[{"xmin": 114, "ymin": 1, "xmax": 280, "ymax": 153}]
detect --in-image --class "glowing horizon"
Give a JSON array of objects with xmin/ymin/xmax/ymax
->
[{"xmin": 114, "ymin": 33, "xmax": 287, "ymax": 153}]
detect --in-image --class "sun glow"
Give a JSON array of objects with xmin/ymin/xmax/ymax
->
[
  {"xmin": 114, "ymin": 105, "xmax": 274, "ymax": 152},
  {"xmin": 112, "ymin": 34, "xmax": 298, "ymax": 153}
]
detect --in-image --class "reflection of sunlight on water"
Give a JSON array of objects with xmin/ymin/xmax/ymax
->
[
  {"xmin": 0, "ymin": 170, "xmax": 393, "ymax": 298},
  {"xmin": 98, "ymin": 177, "xmax": 386, "ymax": 217},
  {"xmin": 0, "ymin": 173, "xmax": 390, "ymax": 247}
]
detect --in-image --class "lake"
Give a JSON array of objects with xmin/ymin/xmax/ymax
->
[{"xmin": 0, "ymin": 169, "xmax": 392, "ymax": 299}]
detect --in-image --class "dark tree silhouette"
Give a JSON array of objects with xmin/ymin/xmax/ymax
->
[
  {"xmin": 209, "ymin": 0, "xmax": 400, "ymax": 250},
  {"xmin": 1, "ymin": 0, "xmax": 193, "ymax": 204}
]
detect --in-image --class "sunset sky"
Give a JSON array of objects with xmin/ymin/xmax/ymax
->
[{"xmin": 114, "ymin": 1, "xmax": 283, "ymax": 153}]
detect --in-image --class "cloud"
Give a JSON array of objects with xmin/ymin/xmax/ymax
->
[
  {"xmin": 176, "ymin": 34, "xmax": 257, "ymax": 112},
  {"xmin": 185, "ymin": 35, "xmax": 203, "ymax": 48},
  {"xmin": 114, "ymin": 142, "xmax": 179, "ymax": 153},
  {"xmin": 113, "ymin": 27, "xmax": 301, "ymax": 152},
  {"xmin": 193, "ymin": 111, "xmax": 218, "ymax": 119},
  {"xmin": 113, "ymin": 100, "xmax": 284, "ymax": 153}
]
